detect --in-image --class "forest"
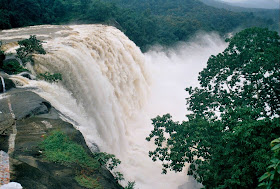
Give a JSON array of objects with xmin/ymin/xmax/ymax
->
[{"xmin": 0, "ymin": 0, "xmax": 277, "ymax": 50}]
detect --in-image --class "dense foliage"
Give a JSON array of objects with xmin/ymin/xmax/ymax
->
[
  {"xmin": 259, "ymin": 138, "xmax": 280, "ymax": 189},
  {"xmin": 0, "ymin": 0, "xmax": 276, "ymax": 50},
  {"xmin": 1, "ymin": 59, "xmax": 29, "ymax": 74},
  {"xmin": 16, "ymin": 35, "xmax": 46, "ymax": 65},
  {"xmin": 146, "ymin": 27, "xmax": 280, "ymax": 188}
]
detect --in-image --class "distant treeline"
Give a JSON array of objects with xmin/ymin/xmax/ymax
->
[
  {"xmin": 200, "ymin": 0, "xmax": 279, "ymax": 23},
  {"xmin": 0, "ymin": 0, "xmax": 277, "ymax": 50}
]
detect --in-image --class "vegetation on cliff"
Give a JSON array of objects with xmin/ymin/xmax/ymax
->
[
  {"xmin": 1, "ymin": 59, "xmax": 28, "ymax": 74},
  {"xmin": 37, "ymin": 72, "xmax": 62, "ymax": 83},
  {"xmin": 16, "ymin": 35, "xmax": 46, "ymax": 65},
  {"xmin": 41, "ymin": 131, "xmax": 123, "ymax": 188},
  {"xmin": 1, "ymin": 36, "xmax": 62, "ymax": 83},
  {"xmin": 146, "ymin": 27, "xmax": 280, "ymax": 188}
]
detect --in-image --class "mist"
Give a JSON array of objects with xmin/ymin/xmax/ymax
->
[
  {"xmin": 115, "ymin": 32, "xmax": 228, "ymax": 189},
  {"xmin": 144, "ymin": 33, "xmax": 227, "ymax": 121},
  {"xmin": 219, "ymin": 0, "xmax": 280, "ymax": 9}
]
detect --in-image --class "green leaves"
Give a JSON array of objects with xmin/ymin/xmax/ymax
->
[
  {"xmin": 16, "ymin": 35, "xmax": 46, "ymax": 65},
  {"xmin": 41, "ymin": 131, "xmax": 125, "ymax": 187},
  {"xmin": 38, "ymin": 72, "xmax": 62, "ymax": 83},
  {"xmin": 197, "ymin": 27, "xmax": 280, "ymax": 118},
  {"xmin": 258, "ymin": 138, "xmax": 280, "ymax": 189},
  {"xmin": 271, "ymin": 144, "xmax": 280, "ymax": 152},
  {"xmin": 147, "ymin": 27, "xmax": 280, "ymax": 188},
  {"xmin": 94, "ymin": 152, "xmax": 121, "ymax": 171}
]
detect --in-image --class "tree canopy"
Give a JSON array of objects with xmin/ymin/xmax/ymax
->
[
  {"xmin": 146, "ymin": 27, "xmax": 280, "ymax": 188},
  {"xmin": 0, "ymin": 0, "xmax": 277, "ymax": 51}
]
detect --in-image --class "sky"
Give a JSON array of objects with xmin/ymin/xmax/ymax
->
[{"xmin": 218, "ymin": 0, "xmax": 280, "ymax": 9}]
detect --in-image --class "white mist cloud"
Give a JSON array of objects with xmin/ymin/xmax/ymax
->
[
  {"xmin": 128, "ymin": 32, "xmax": 228, "ymax": 188},
  {"xmin": 144, "ymin": 32, "xmax": 227, "ymax": 122}
]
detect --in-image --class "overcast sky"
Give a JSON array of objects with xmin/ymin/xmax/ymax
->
[{"xmin": 218, "ymin": 0, "xmax": 280, "ymax": 9}]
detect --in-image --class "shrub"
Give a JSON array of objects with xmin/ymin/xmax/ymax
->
[
  {"xmin": 94, "ymin": 152, "xmax": 121, "ymax": 170},
  {"xmin": 40, "ymin": 131, "xmax": 99, "ymax": 170},
  {"xmin": 38, "ymin": 72, "xmax": 62, "ymax": 82},
  {"xmin": 1, "ymin": 59, "xmax": 28, "ymax": 74},
  {"xmin": 124, "ymin": 181, "xmax": 136, "ymax": 189},
  {"xmin": 16, "ymin": 35, "xmax": 46, "ymax": 65},
  {"xmin": 75, "ymin": 175, "xmax": 103, "ymax": 189},
  {"xmin": 41, "ymin": 131, "xmax": 122, "ymax": 188}
]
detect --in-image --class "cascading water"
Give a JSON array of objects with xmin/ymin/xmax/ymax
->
[
  {"xmin": 0, "ymin": 25, "xmax": 227, "ymax": 188},
  {"xmin": 0, "ymin": 76, "xmax": 5, "ymax": 93}
]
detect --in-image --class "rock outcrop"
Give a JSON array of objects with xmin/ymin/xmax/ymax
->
[{"xmin": 0, "ymin": 88, "xmax": 122, "ymax": 189}]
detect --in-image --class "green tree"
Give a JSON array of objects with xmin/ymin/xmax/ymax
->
[
  {"xmin": 16, "ymin": 35, "xmax": 46, "ymax": 65},
  {"xmin": 146, "ymin": 27, "xmax": 280, "ymax": 188},
  {"xmin": 259, "ymin": 138, "xmax": 280, "ymax": 189},
  {"xmin": 85, "ymin": 0, "xmax": 117, "ymax": 22}
]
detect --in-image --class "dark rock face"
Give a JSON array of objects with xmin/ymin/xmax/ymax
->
[
  {"xmin": 0, "ymin": 89, "xmax": 122, "ymax": 189},
  {"xmin": 7, "ymin": 90, "xmax": 50, "ymax": 120},
  {"xmin": 0, "ymin": 53, "xmax": 5, "ymax": 68},
  {"xmin": 11, "ymin": 117, "xmax": 90, "ymax": 189}
]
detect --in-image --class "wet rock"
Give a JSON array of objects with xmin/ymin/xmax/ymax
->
[
  {"xmin": 7, "ymin": 90, "xmax": 50, "ymax": 120},
  {"xmin": 4, "ymin": 78, "xmax": 16, "ymax": 91},
  {"xmin": 0, "ymin": 95, "xmax": 14, "ymax": 136},
  {"xmin": 0, "ymin": 89, "xmax": 122, "ymax": 189},
  {"xmin": 0, "ymin": 53, "xmax": 5, "ymax": 69},
  {"xmin": 88, "ymin": 142, "xmax": 100, "ymax": 153},
  {"xmin": 0, "ymin": 135, "xmax": 9, "ymax": 152},
  {"xmin": 18, "ymin": 72, "xmax": 34, "ymax": 80}
]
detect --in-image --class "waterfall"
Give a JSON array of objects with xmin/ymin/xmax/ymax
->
[
  {"xmin": 31, "ymin": 25, "xmax": 151, "ymax": 155},
  {"xmin": 0, "ymin": 25, "xmax": 227, "ymax": 189},
  {"xmin": 0, "ymin": 76, "xmax": 5, "ymax": 93}
]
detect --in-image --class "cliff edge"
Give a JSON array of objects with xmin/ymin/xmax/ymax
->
[{"xmin": 0, "ymin": 85, "xmax": 122, "ymax": 189}]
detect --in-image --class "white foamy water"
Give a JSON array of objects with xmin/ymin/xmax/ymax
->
[{"xmin": 0, "ymin": 25, "xmax": 227, "ymax": 189}]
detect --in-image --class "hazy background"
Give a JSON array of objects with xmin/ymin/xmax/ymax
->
[{"xmin": 218, "ymin": 0, "xmax": 280, "ymax": 9}]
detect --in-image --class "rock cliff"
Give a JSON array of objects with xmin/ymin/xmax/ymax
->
[{"xmin": 0, "ymin": 82, "xmax": 122, "ymax": 189}]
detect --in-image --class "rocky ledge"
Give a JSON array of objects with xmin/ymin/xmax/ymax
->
[{"xmin": 0, "ymin": 87, "xmax": 122, "ymax": 189}]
